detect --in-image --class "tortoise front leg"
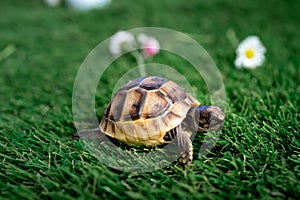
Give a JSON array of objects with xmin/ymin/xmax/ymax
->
[{"xmin": 173, "ymin": 127, "xmax": 193, "ymax": 165}]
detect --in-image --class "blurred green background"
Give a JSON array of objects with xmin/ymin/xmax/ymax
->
[{"xmin": 0, "ymin": 0, "xmax": 299, "ymax": 199}]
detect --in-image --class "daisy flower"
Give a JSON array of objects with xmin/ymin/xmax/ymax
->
[
  {"xmin": 234, "ymin": 36, "xmax": 266, "ymax": 69},
  {"xmin": 137, "ymin": 34, "xmax": 160, "ymax": 57},
  {"xmin": 44, "ymin": 0, "xmax": 61, "ymax": 7},
  {"xmin": 109, "ymin": 31, "xmax": 136, "ymax": 57},
  {"xmin": 66, "ymin": 0, "xmax": 111, "ymax": 11}
]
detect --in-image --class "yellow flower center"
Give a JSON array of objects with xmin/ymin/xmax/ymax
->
[{"xmin": 245, "ymin": 49, "xmax": 255, "ymax": 58}]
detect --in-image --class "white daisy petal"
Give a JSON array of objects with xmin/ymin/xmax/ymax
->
[
  {"xmin": 137, "ymin": 34, "xmax": 148, "ymax": 44},
  {"xmin": 109, "ymin": 31, "xmax": 136, "ymax": 57},
  {"xmin": 234, "ymin": 56, "xmax": 243, "ymax": 68}
]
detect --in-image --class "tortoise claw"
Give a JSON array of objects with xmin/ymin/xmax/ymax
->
[{"xmin": 178, "ymin": 145, "xmax": 193, "ymax": 165}]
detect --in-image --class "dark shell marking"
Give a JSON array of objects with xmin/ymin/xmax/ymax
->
[
  {"xmin": 163, "ymin": 128, "xmax": 177, "ymax": 142},
  {"xmin": 121, "ymin": 77, "xmax": 145, "ymax": 90},
  {"xmin": 140, "ymin": 76, "xmax": 168, "ymax": 90},
  {"xmin": 105, "ymin": 76, "xmax": 187, "ymax": 122}
]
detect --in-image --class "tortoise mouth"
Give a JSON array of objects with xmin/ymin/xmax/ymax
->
[{"xmin": 198, "ymin": 119, "xmax": 224, "ymax": 132}]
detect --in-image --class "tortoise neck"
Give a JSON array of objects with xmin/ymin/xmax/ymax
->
[{"xmin": 183, "ymin": 106, "xmax": 200, "ymax": 132}]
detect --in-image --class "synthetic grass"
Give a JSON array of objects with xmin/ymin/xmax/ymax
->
[{"xmin": 0, "ymin": 0, "xmax": 299, "ymax": 199}]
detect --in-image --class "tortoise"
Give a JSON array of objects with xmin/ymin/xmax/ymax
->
[{"xmin": 74, "ymin": 76, "xmax": 225, "ymax": 165}]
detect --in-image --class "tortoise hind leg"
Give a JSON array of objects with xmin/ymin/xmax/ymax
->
[
  {"xmin": 173, "ymin": 127, "xmax": 193, "ymax": 165},
  {"xmin": 72, "ymin": 128, "xmax": 108, "ymax": 141}
]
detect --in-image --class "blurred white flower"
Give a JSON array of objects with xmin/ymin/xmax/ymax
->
[
  {"xmin": 137, "ymin": 34, "xmax": 160, "ymax": 57},
  {"xmin": 109, "ymin": 31, "xmax": 136, "ymax": 57},
  {"xmin": 66, "ymin": 0, "xmax": 111, "ymax": 11},
  {"xmin": 234, "ymin": 36, "xmax": 266, "ymax": 69},
  {"xmin": 44, "ymin": 0, "xmax": 61, "ymax": 7}
]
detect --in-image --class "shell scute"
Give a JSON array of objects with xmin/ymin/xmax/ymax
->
[
  {"xmin": 121, "ymin": 88, "xmax": 146, "ymax": 121},
  {"xmin": 141, "ymin": 90, "xmax": 170, "ymax": 119},
  {"xmin": 160, "ymin": 80, "xmax": 187, "ymax": 102},
  {"xmin": 108, "ymin": 90, "xmax": 126, "ymax": 121}
]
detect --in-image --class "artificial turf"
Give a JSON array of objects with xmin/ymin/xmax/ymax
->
[{"xmin": 0, "ymin": 0, "xmax": 299, "ymax": 199}]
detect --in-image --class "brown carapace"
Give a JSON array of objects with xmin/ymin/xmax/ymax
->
[{"xmin": 75, "ymin": 76, "xmax": 225, "ymax": 165}]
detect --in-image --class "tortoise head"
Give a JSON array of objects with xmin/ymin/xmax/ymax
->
[{"xmin": 196, "ymin": 105, "xmax": 225, "ymax": 132}]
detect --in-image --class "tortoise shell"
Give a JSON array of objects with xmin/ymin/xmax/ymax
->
[{"xmin": 99, "ymin": 76, "xmax": 200, "ymax": 146}]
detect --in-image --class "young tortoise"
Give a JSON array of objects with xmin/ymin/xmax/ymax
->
[{"xmin": 75, "ymin": 76, "xmax": 225, "ymax": 165}]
